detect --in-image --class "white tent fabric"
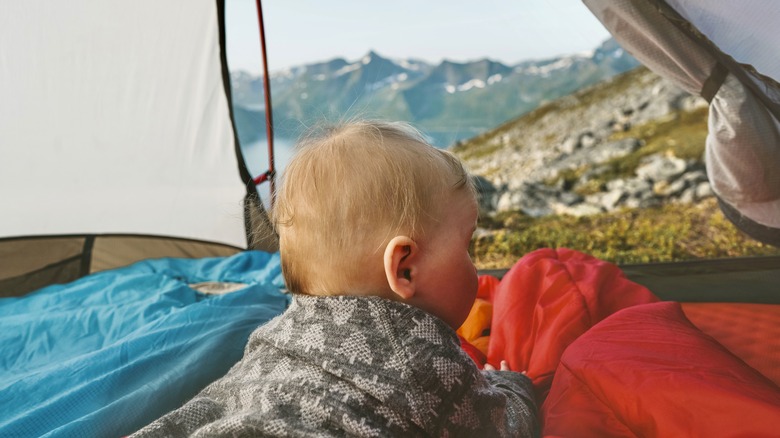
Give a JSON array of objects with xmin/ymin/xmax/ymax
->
[
  {"xmin": 584, "ymin": 0, "xmax": 780, "ymax": 243},
  {"xmin": 0, "ymin": 0, "xmax": 247, "ymax": 247},
  {"xmin": 665, "ymin": 0, "xmax": 780, "ymax": 80}
]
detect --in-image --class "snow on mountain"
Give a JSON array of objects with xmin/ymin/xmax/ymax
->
[
  {"xmin": 230, "ymin": 38, "xmax": 640, "ymax": 145},
  {"xmin": 521, "ymin": 56, "xmax": 578, "ymax": 76},
  {"xmin": 334, "ymin": 63, "xmax": 362, "ymax": 76}
]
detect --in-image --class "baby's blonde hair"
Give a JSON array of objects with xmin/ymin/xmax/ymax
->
[{"xmin": 273, "ymin": 120, "xmax": 474, "ymax": 295}]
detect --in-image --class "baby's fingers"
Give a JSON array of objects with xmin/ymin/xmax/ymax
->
[{"xmin": 484, "ymin": 360, "xmax": 511, "ymax": 371}]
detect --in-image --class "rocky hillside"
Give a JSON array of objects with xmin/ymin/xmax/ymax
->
[
  {"xmin": 452, "ymin": 66, "xmax": 780, "ymax": 267},
  {"xmin": 452, "ymin": 66, "xmax": 711, "ymax": 218}
]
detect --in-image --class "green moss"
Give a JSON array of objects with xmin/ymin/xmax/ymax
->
[
  {"xmin": 456, "ymin": 142, "xmax": 503, "ymax": 161},
  {"xmin": 472, "ymin": 198, "xmax": 780, "ymax": 269}
]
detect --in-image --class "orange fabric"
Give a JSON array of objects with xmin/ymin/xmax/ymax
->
[
  {"xmin": 542, "ymin": 302, "xmax": 780, "ymax": 438},
  {"xmin": 457, "ymin": 275, "xmax": 500, "ymax": 363},
  {"xmin": 683, "ymin": 302, "xmax": 780, "ymax": 387},
  {"xmin": 456, "ymin": 298, "xmax": 493, "ymax": 357},
  {"xmin": 486, "ymin": 248, "xmax": 659, "ymax": 401}
]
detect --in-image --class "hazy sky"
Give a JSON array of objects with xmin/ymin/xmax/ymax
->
[{"xmin": 226, "ymin": 0, "xmax": 612, "ymax": 74}]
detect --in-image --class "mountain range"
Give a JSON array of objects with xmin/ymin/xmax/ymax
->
[{"xmin": 230, "ymin": 38, "xmax": 639, "ymax": 147}]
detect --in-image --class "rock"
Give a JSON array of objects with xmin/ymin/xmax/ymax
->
[
  {"xmin": 560, "ymin": 136, "xmax": 579, "ymax": 155},
  {"xmin": 472, "ymin": 175, "xmax": 498, "ymax": 212},
  {"xmin": 624, "ymin": 197, "xmax": 641, "ymax": 209},
  {"xmin": 601, "ymin": 189, "xmax": 626, "ymax": 210},
  {"xmin": 496, "ymin": 191, "xmax": 522, "ymax": 212},
  {"xmin": 635, "ymin": 154, "xmax": 687, "ymax": 182},
  {"xmin": 606, "ymin": 179, "xmax": 625, "ymax": 191},
  {"xmin": 654, "ymin": 178, "xmax": 689, "ymax": 197},
  {"xmin": 558, "ymin": 191, "xmax": 584, "ymax": 206},
  {"xmin": 590, "ymin": 138, "xmax": 641, "ymax": 163},
  {"xmin": 678, "ymin": 187, "xmax": 696, "ymax": 204},
  {"xmin": 623, "ymin": 178, "xmax": 653, "ymax": 196},
  {"xmin": 695, "ymin": 181, "xmax": 714, "ymax": 199},
  {"xmin": 579, "ymin": 132, "xmax": 597, "ymax": 148},
  {"xmin": 554, "ymin": 202, "xmax": 603, "ymax": 217},
  {"xmin": 496, "ymin": 186, "xmax": 556, "ymax": 216},
  {"xmin": 682, "ymin": 170, "xmax": 708, "ymax": 184}
]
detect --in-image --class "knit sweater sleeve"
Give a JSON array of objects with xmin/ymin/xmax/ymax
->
[{"xmin": 482, "ymin": 370, "xmax": 540, "ymax": 438}]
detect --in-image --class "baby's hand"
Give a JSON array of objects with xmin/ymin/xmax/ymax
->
[
  {"xmin": 483, "ymin": 360, "xmax": 528, "ymax": 375},
  {"xmin": 483, "ymin": 360, "xmax": 511, "ymax": 371}
]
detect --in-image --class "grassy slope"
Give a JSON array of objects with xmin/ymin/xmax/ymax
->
[{"xmin": 472, "ymin": 198, "xmax": 780, "ymax": 269}]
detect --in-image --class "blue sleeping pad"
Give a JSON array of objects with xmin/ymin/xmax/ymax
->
[{"xmin": 0, "ymin": 251, "xmax": 290, "ymax": 438}]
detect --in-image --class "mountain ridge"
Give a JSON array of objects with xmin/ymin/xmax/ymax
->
[{"xmin": 229, "ymin": 37, "xmax": 640, "ymax": 146}]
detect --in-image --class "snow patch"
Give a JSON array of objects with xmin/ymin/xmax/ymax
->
[
  {"xmin": 445, "ymin": 77, "xmax": 492, "ymax": 94},
  {"xmin": 334, "ymin": 63, "xmax": 361, "ymax": 76},
  {"xmin": 487, "ymin": 74, "xmax": 502, "ymax": 85},
  {"xmin": 397, "ymin": 59, "xmax": 424, "ymax": 71},
  {"xmin": 365, "ymin": 73, "xmax": 410, "ymax": 92},
  {"xmin": 519, "ymin": 56, "xmax": 579, "ymax": 77},
  {"xmin": 457, "ymin": 79, "xmax": 486, "ymax": 92}
]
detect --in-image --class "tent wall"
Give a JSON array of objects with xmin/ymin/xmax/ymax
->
[
  {"xmin": 0, "ymin": 0, "xmax": 253, "ymax": 249},
  {"xmin": 0, "ymin": 0, "xmax": 278, "ymax": 295}
]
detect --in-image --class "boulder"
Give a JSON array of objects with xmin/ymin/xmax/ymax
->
[{"xmin": 635, "ymin": 154, "xmax": 687, "ymax": 182}]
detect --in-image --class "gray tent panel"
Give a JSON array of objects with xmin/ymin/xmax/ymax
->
[{"xmin": 583, "ymin": 0, "xmax": 780, "ymax": 245}]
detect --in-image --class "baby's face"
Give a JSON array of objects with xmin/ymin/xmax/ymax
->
[{"xmin": 414, "ymin": 191, "xmax": 479, "ymax": 329}]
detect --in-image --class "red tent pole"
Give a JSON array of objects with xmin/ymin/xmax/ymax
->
[{"xmin": 254, "ymin": 0, "xmax": 276, "ymax": 207}]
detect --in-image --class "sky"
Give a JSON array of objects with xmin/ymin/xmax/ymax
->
[{"xmin": 225, "ymin": 0, "xmax": 612, "ymax": 74}]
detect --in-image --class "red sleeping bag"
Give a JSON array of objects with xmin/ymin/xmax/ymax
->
[{"xmin": 462, "ymin": 248, "xmax": 780, "ymax": 437}]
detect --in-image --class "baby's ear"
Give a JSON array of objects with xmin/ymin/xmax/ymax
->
[{"xmin": 383, "ymin": 236, "xmax": 417, "ymax": 300}]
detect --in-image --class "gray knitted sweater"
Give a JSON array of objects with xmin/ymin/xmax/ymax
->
[{"xmin": 132, "ymin": 295, "xmax": 538, "ymax": 437}]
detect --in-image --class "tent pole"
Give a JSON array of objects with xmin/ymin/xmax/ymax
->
[{"xmin": 255, "ymin": 0, "xmax": 276, "ymax": 207}]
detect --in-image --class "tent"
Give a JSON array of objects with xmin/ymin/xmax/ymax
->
[
  {"xmin": 0, "ymin": 0, "xmax": 278, "ymax": 299},
  {"xmin": 0, "ymin": 1, "xmax": 285, "ymax": 436},
  {"xmin": 1, "ymin": 0, "xmax": 779, "ymax": 436}
]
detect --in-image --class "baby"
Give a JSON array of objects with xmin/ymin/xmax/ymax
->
[{"xmin": 133, "ymin": 121, "xmax": 538, "ymax": 437}]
